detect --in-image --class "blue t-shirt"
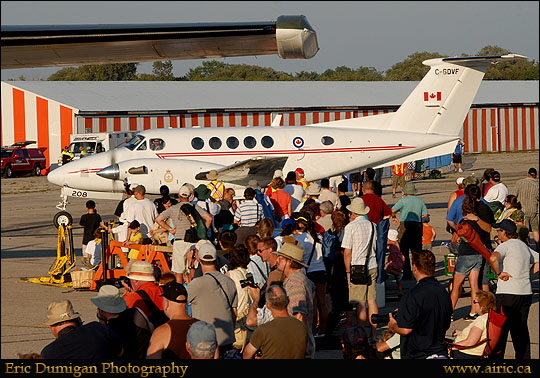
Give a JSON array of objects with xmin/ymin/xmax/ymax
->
[
  {"xmin": 454, "ymin": 141, "xmax": 464, "ymax": 155},
  {"xmin": 392, "ymin": 196, "xmax": 428, "ymax": 222}
]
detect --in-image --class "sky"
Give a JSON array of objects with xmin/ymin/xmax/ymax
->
[{"xmin": 1, "ymin": 1, "xmax": 538, "ymax": 81}]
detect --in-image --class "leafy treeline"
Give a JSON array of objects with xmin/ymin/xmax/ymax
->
[{"xmin": 41, "ymin": 45, "xmax": 538, "ymax": 81}]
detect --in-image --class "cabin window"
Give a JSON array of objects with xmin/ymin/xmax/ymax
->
[
  {"xmin": 149, "ymin": 138, "xmax": 165, "ymax": 151},
  {"xmin": 243, "ymin": 136, "xmax": 257, "ymax": 149},
  {"xmin": 191, "ymin": 137, "xmax": 204, "ymax": 150},
  {"xmin": 321, "ymin": 136, "xmax": 334, "ymax": 146},
  {"xmin": 209, "ymin": 137, "xmax": 222, "ymax": 150},
  {"xmin": 227, "ymin": 137, "xmax": 239, "ymax": 149},
  {"xmin": 261, "ymin": 136, "xmax": 274, "ymax": 148}
]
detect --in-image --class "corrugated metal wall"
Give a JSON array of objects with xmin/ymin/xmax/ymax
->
[{"xmin": 2, "ymin": 81, "xmax": 538, "ymax": 173}]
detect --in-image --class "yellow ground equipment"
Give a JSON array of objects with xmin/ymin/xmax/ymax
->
[{"xmin": 22, "ymin": 224, "xmax": 76, "ymax": 287}]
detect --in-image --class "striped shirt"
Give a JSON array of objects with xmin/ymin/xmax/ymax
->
[
  {"xmin": 234, "ymin": 199, "xmax": 263, "ymax": 227},
  {"xmin": 341, "ymin": 215, "xmax": 377, "ymax": 269},
  {"xmin": 515, "ymin": 177, "xmax": 539, "ymax": 217}
]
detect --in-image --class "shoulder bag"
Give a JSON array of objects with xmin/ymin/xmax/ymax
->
[{"xmin": 350, "ymin": 223, "xmax": 375, "ymax": 285}]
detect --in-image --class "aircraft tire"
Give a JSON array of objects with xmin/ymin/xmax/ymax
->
[{"xmin": 53, "ymin": 211, "xmax": 73, "ymax": 228}]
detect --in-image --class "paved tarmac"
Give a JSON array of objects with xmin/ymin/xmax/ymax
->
[{"xmin": 1, "ymin": 151, "xmax": 538, "ymax": 360}]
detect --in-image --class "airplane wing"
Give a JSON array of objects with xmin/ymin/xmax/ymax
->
[
  {"xmin": 195, "ymin": 156, "xmax": 288, "ymax": 187},
  {"xmin": 1, "ymin": 15, "xmax": 318, "ymax": 69}
]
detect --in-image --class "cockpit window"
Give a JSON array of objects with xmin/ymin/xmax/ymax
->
[
  {"xmin": 137, "ymin": 141, "xmax": 147, "ymax": 151},
  {"xmin": 125, "ymin": 135, "xmax": 145, "ymax": 151},
  {"xmin": 149, "ymin": 138, "xmax": 165, "ymax": 151}
]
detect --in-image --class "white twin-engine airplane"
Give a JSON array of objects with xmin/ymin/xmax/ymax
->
[{"xmin": 47, "ymin": 53, "xmax": 526, "ymax": 218}]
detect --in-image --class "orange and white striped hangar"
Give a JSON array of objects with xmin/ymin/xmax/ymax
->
[{"xmin": 1, "ymin": 80, "xmax": 538, "ymax": 174}]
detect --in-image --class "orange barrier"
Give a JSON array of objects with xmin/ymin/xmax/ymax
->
[{"xmin": 89, "ymin": 241, "xmax": 172, "ymax": 290}]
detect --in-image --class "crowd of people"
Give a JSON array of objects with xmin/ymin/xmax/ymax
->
[{"xmin": 38, "ymin": 163, "xmax": 538, "ymax": 360}]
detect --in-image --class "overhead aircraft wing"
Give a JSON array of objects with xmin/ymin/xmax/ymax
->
[
  {"xmin": 195, "ymin": 156, "xmax": 288, "ymax": 187},
  {"xmin": 1, "ymin": 15, "xmax": 318, "ymax": 69}
]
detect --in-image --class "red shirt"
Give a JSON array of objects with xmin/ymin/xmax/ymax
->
[
  {"xmin": 124, "ymin": 281, "xmax": 164, "ymax": 318},
  {"xmin": 361, "ymin": 193, "xmax": 392, "ymax": 224},
  {"xmin": 268, "ymin": 189, "xmax": 292, "ymax": 217}
]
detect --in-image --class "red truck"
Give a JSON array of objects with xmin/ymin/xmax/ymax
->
[{"xmin": 1, "ymin": 141, "xmax": 46, "ymax": 178}]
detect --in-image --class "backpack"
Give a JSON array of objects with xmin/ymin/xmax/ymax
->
[
  {"xmin": 254, "ymin": 189, "xmax": 277, "ymax": 226},
  {"xmin": 322, "ymin": 228, "xmax": 341, "ymax": 262},
  {"xmin": 180, "ymin": 203, "xmax": 208, "ymax": 242},
  {"xmin": 136, "ymin": 289, "xmax": 169, "ymax": 328}
]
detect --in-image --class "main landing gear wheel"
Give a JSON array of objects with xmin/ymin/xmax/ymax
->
[{"xmin": 53, "ymin": 211, "xmax": 73, "ymax": 228}]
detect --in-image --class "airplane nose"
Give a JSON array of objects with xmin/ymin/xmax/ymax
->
[
  {"xmin": 97, "ymin": 164, "xmax": 120, "ymax": 180},
  {"xmin": 47, "ymin": 165, "xmax": 64, "ymax": 186}
]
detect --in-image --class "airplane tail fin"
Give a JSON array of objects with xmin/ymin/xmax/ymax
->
[{"xmin": 388, "ymin": 54, "xmax": 527, "ymax": 136}]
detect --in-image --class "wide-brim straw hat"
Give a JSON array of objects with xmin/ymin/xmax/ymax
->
[
  {"xmin": 90, "ymin": 285, "xmax": 127, "ymax": 314},
  {"xmin": 346, "ymin": 197, "xmax": 370, "ymax": 215},
  {"xmin": 276, "ymin": 242, "xmax": 308, "ymax": 267},
  {"xmin": 306, "ymin": 183, "xmax": 321, "ymax": 195},
  {"xmin": 43, "ymin": 299, "xmax": 81, "ymax": 326},
  {"xmin": 127, "ymin": 261, "xmax": 156, "ymax": 282}
]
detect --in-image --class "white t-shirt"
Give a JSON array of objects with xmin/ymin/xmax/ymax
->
[
  {"xmin": 293, "ymin": 232, "xmax": 326, "ymax": 274},
  {"xmin": 484, "ymin": 182, "xmax": 509, "ymax": 204},
  {"xmin": 85, "ymin": 240, "xmax": 102, "ymax": 266},
  {"xmin": 494, "ymin": 239, "xmax": 539, "ymax": 295},
  {"xmin": 125, "ymin": 198, "xmax": 158, "ymax": 237},
  {"xmin": 453, "ymin": 313, "xmax": 488, "ymax": 356},
  {"xmin": 283, "ymin": 184, "xmax": 305, "ymax": 211}
]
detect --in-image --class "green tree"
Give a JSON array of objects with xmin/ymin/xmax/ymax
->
[
  {"xmin": 48, "ymin": 63, "xmax": 138, "ymax": 81},
  {"xmin": 152, "ymin": 60, "xmax": 175, "ymax": 80},
  {"xmin": 477, "ymin": 46, "xmax": 539, "ymax": 80},
  {"xmin": 318, "ymin": 66, "xmax": 383, "ymax": 81},
  {"xmin": 384, "ymin": 52, "xmax": 446, "ymax": 81}
]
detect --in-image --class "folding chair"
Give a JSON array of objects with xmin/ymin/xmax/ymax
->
[{"xmin": 447, "ymin": 308, "xmax": 507, "ymax": 358}]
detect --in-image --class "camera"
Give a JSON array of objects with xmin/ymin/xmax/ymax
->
[
  {"xmin": 240, "ymin": 273, "xmax": 257, "ymax": 288},
  {"xmin": 371, "ymin": 309, "xmax": 398, "ymax": 324},
  {"xmin": 113, "ymin": 276, "xmax": 131, "ymax": 289}
]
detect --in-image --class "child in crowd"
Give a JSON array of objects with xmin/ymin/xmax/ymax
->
[
  {"xmin": 124, "ymin": 220, "xmax": 143, "ymax": 260},
  {"xmin": 384, "ymin": 229, "xmax": 405, "ymax": 292},
  {"xmin": 82, "ymin": 228, "xmax": 102, "ymax": 270},
  {"xmin": 421, "ymin": 215, "xmax": 436, "ymax": 251},
  {"xmin": 79, "ymin": 200, "xmax": 102, "ymax": 256}
]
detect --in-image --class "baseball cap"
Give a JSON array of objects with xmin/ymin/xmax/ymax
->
[
  {"xmin": 160, "ymin": 281, "xmax": 188, "ymax": 303},
  {"xmin": 456, "ymin": 177, "xmax": 465, "ymax": 185},
  {"xmin": 187, "ymin": 321, "xmax": 217, "ymax": 353},
  {"xmin": 388, "ymin": 229, "xmax": 399, "ymax": 241},
  {"xmin": 462, "ymin": 175, "xmax": 480, "ymax": 187},
  {"xmin": 132, "ymin": 185, "xmax": 145, "ymax": 193},
  {"xmin": 493, "ymin": 219, "xmax": 517, "ymax": 233},
  {"xmin": 198, "ymin": 242, "xmax": 217, "ymax": 262},
  {"xmin": 295, "ymin": 168, "xmax": 305, "ymax": 175},
  {"xmin": 179, "ymin": 186, "xmax": 191, "ymax": 198}
]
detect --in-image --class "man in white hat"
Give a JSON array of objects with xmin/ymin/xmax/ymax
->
[
  {"xmin": 122, "ymin": 261, "xmax": 166, "ymax": 321},
  {"xmin": 275, "ymin": 240, "xmax": 316, "ymax": 358},
  {"xmin": 91, "ymin": 285, "xmax": 153, "ymax": 359},
  {"xmin": 41, "ymin": 299, "xmax": 123, "ymax": 359},
  {"xmin": 187, "ymin": 242, "xmax": 238, "ymax": 357},
  {"xmin": 342, "ymin": 197, "xmax": 379, "ymax": 341},
  {"xmin": 391, "ymin": 182, "xmax": 429, "ymax": 280}
]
